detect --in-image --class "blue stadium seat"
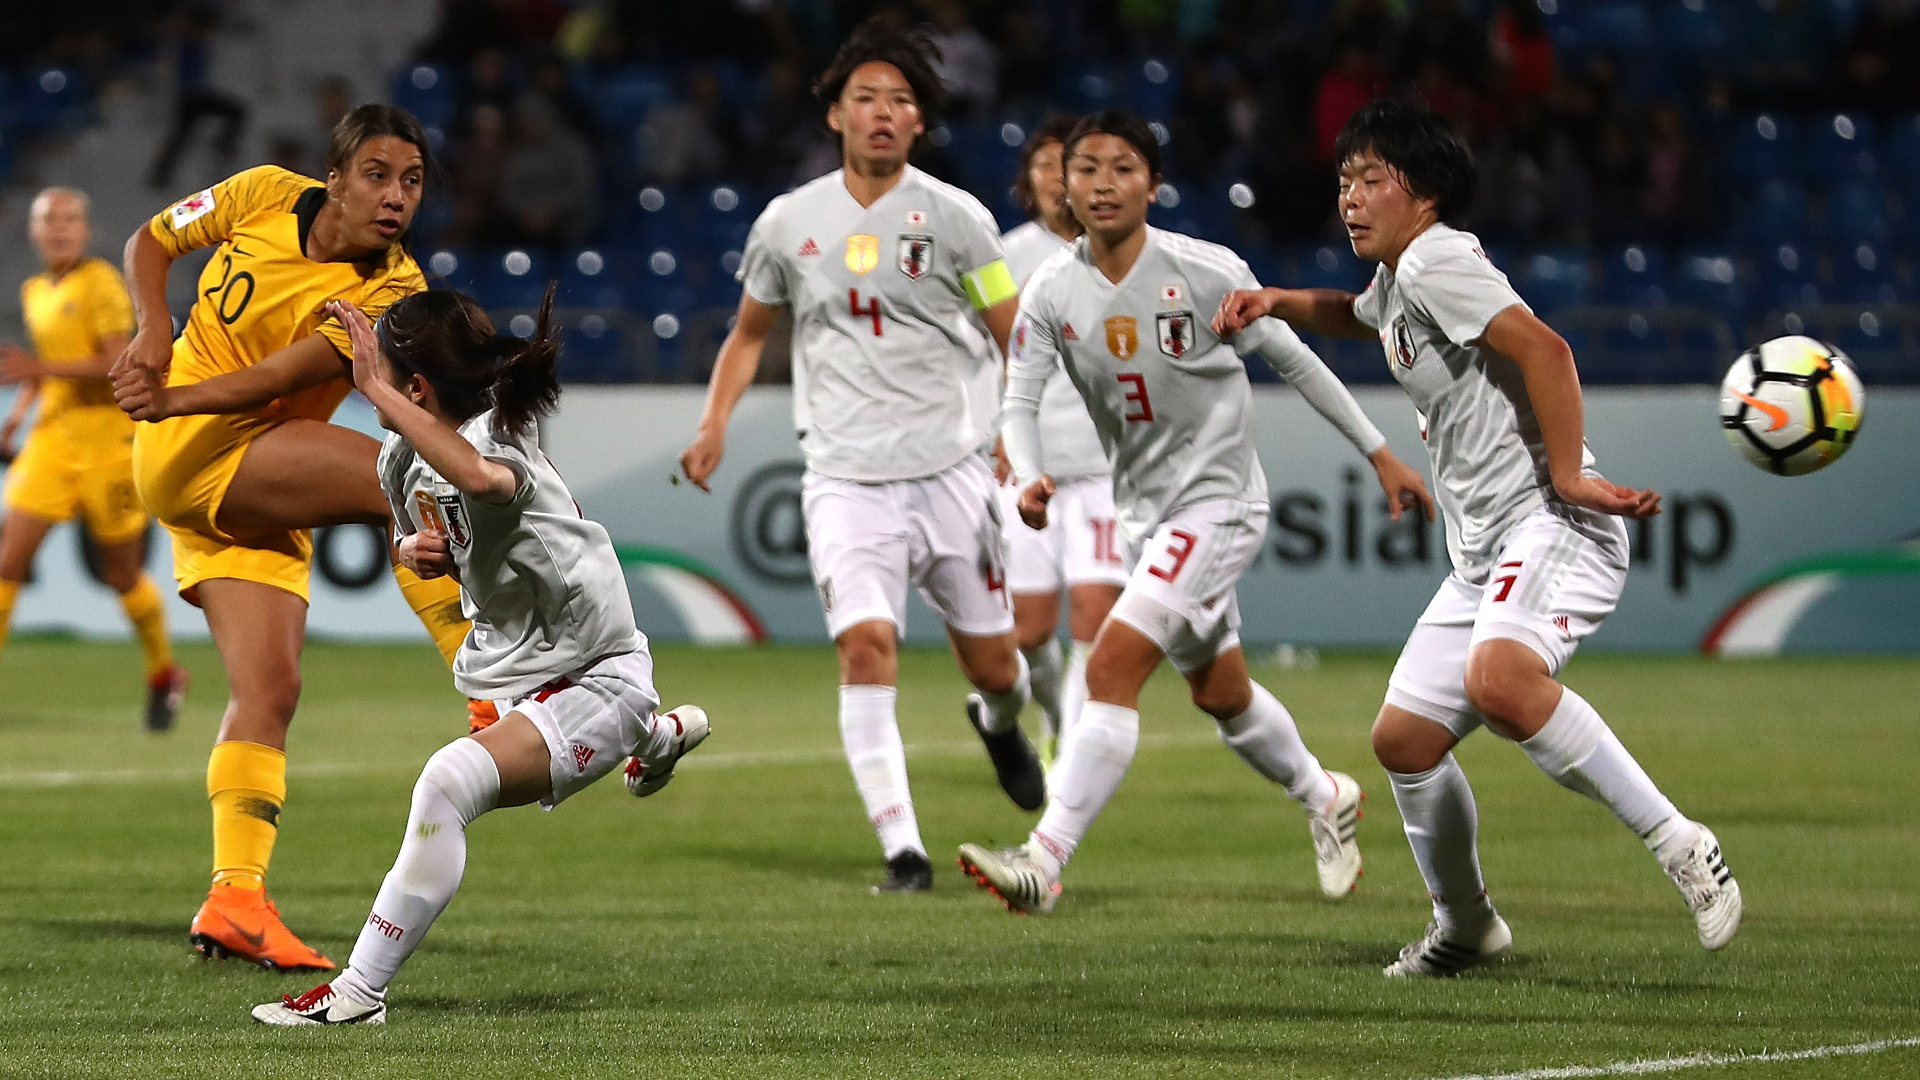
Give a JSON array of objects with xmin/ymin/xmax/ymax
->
[
  {"xmin": 1125, "ymin": 58, "xmax": 1179, "ymax": 121},
  {"xmin": 1296, "ymin": 244, "xmax": 1369, "ymax": 292},
  {"xmin": 1599, "ymin": 244, "xmax": 1669, "ymax": 306},
  {"xmin": 1823, "ymin": 181, "xmax": 1890, "ymax": 243},
  {"xmin": 1517, "ymin": 251, "xmax": 1591, "ymax": 313},
  {"xmin": 1582, "ymin": 3, "xmax": 1654, "ymax": 51},
  {"xmin": 421, "ymin": 248, "xmax": 477, "ymax": 292},
  {"xmin": 1834, "ymin": 311, "xmax": 1904, "ymax": 381},
  {"xmin": 1880, "ymin": 114, "xmax": 1920, "ymax": 174},
  {"xmin": 1739, "ymin": 180, "xmax": 1811, "ymax": 244},
  {"xmin": 1804, "ymin": 113, "xmax": 1878, "ymax": 182},
  {"xmin": 1058, "ymin": 63, "xmax": 1118, "ymax": 113},
  {"xmin": 697, "ymin": 182, "xmax": 756, "ymax": 248},
  {"xmin": 1752, "ymin": 242, "xmax": 1821, "ymax": 310},
  {"xmin": 391, "ymin": 65, "xmax": 457, "ymax": 131},
  {"xmin": 1658, "ymin": 0, "xmax": 1729, "ymax": 58},
  {"xmin": 1725, "ymin": 114, "xmax": 1802, "ymax": 182},
  {"xmin": 558, "ymin": 248, "xmax": 640, "ymax": 309},
  {"xmin": 595, "ymin": 65, "xmax": 675, "ymax": 134},
  {"xmin": 1671, "ymin": 251, "xmax": 1744, "ymax": 318},
  {"xmin": 1832, "ymin": 241, "xmax": 1899, "ymax": 304},
  {"xmin": 474, "ymin": 249, "xmax": 553, "ymax": 310},
  {"xmin": 558, "ymin": 315, "xmax": 638, "ymax": 383}
]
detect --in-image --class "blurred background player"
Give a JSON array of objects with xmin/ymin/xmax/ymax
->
[
  {"xmin": 679, "ymin": 21, "xmax": 1044, "ymax": 894},
  {"xmin": 0, "ymin": 187, "xmax": 189, "ymax": 731},
  {"xmin": 994, "ymin": 116, "xmax": 1126, "ymax": 768},
  {"xmin": 254, "ymin": 289, "xmax": 709, "ymax": 1026},
  {"xmin": 110, "ymin": 105, "xmax": 473, "ymax": 972},
  {"xmin": 1215, "ymin": 100, "xmax": 1741, "ymax": 976},
  {"xmin": 959, "ymin": 111, "xmax": 1433, "ymax": 914}
]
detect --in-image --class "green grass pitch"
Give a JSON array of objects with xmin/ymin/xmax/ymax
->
[{"xmin": 0, "ymin": 640, "xmax": 1915, "ymax": 1079}]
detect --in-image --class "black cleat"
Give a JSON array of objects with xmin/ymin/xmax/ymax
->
[
  {"xmin": 145, "ymin": 666, "xmax": 189, "ymax": 733},
  {"xmin": 872, "ymin": 851, "xmax": 933, "ymax": 894},
  {"xmin": 966, "ymin": 695, "xmax": 1047, "ymax": 811}
]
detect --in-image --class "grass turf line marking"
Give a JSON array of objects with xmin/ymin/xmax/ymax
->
[
  {"xmin": 0, "ymin": 731, "xmax": 1223, "ymax": 788},
  {"xmin": 1428, "ymin": 1036, "xmax": 1920, "ymax": 1080}
]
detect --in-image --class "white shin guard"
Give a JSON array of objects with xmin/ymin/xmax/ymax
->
[
  {"xmin": 343, "ymin": 737, "xmax": 501, "ymax": 996},
  {"xmin": 1521, "ymin": 687, "xmax": 1684, "ymax": 843},
  {"xmin": 1032, "ymin": 700, "xmax": 1139, "ymax": 879},
  {"xmin": 1387, "ymin": 754, "xmax": 1494, "ymax": 932},
  {"xmin": 1215, "ymin": 682, "xmax": 1336, "ymax": 810},
  {"xmin": 839, "ymin": 685, "xmax": 925, "ymax": 860}
]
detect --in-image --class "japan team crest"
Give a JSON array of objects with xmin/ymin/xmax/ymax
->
[
  {"xmin": 845, "ymin": 234, "xmax": 880, "ymax": 275},
  {"xmin": 1156, "ymin": 310, "xmax": 1195, "ymax": 358},
  {"xmin": 1104, "ymin": 316, "xmax": 1139, "ymax": 360},
  {"xmin": 436, "ymin": 490, "xmax": 472, "ymax": 549},
  {"xmin": 897, "ymin": 234, "xmax": 935, "ymax": 279},
  {"xmin": 1388, "ymin": 318, "xmax": 1416, "ymax": 369}
]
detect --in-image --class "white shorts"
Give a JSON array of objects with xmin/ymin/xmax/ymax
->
[
  {"xmin": 1000, "ymin": 474, "xmax": 1131, "ymax": 595},
  {"xmin": 1386, "ymin": 507, "xmax": 1630, "ymax": 740},
  {"xmin": 500, "ymin": 648, "xmax": 662, "ymax": 809},
  {"xmin": 1107, "ymin": 499, "xmax": 1265, "ymax": 672},
  {"xmin": 803, "ymin": 455, "xmax": 1014, "ymax": 640}
]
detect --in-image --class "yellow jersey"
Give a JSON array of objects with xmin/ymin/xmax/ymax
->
[
  {"xmin": 147, "ymin": 164, "xmax": 426, "ymax": 424},
  {"xmin": 20, "ymin": 256, "xmax": 135, "ymax": 418}
]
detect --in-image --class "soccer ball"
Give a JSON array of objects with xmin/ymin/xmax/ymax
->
[{"xmin": 1719, "ymin": 336, "xmax": 1865, "ymax": 476}]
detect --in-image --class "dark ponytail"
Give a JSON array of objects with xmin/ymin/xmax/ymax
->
[
  {"xmin": 492, "ymin": 283, "xmax": 561, "ymax": 439},
  {"xmin": 375, "ymin": 282, "xmax": 563, "ymax": 440}
]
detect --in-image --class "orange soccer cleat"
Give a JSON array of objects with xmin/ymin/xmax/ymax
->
[
  {"xmin": 467, "ymin": 698, "xmax": 500, "ymax": 733},
  {"xmin": 188, "ymin": 884, "xmax": 335, "ymax": 971}
]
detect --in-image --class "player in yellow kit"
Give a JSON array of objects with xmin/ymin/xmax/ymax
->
[
  {"xmin": 0, "ymin": 187, "xmax": 190, "ymax": 731},
  {"xmin": 110, "ymin": 105, "xmax": 474, "ymax": 972}
]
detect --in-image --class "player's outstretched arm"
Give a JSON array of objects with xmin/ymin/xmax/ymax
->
[
  {"xmin": 112, "ymin": 333, "xmax": 344, "ymax": 422},
  {"xmin": 681, "ymin": 293, "xmax": 779, "ymax": 492},
  {"xmin": 1215, "ymin": 287, "xmax": 1372, "ymax": 340},
  {"xmin": 331, "ymin": 301, "xmax": 520, "ymax": 505},
  {"xmin": 117, "ymin": 226, "xmax": 178, "ymax": 381},
  {"xmin": 1483, "ymin": 305, "xmax": 1660, "ymax": 519}
]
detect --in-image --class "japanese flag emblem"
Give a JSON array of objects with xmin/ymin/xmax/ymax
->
[
  {"xmin": 905, "ymin": 209, "xmax": 928, "ymax": 227},
  {"xmin": 436, "ymin": 491, "xmax": 472, "ymax": 549},
  {"xmin": 170, "ymin": 189, "xmax": 216, "ymax": 229},
  {"xmin": 1161, "ymin": 283, "xmax": 1183, "ymax": 304}
]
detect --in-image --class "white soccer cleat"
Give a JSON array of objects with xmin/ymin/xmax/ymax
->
[
  {"xmin": 625, "ymin": 704, "xmax": 711, "ymax": 797},
  {"xmin": 1383, "ymin": 915, "xmax": 1513, "ymax": 978},
  {"xmin": 1307, "ymin": 770, "xmax": 1364, "ymax": 899},
  {"xmin": 251, "ymin": 982, "xmax": 386, "ymax": 1026},
  {"xmin": 1661, "ymin": 824, "xmax": 1742, "ymax": 950},
  {"xmin": 957, "ymin": 839, "xmax": 1061, "ymax": 915}
]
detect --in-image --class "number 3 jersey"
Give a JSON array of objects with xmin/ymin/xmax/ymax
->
[
  {"xmin": 148, "ymin": 165, "xmax": 425, "ymax": 425},
  {"xmin": 379, "ymin": 409, "xmax": 641, "ymax": 700},
  {"xmin": 737, "ymin": 166, "xmax": 1014, "ymax": 483},
  {"xmin": 1011, "ymin": 227, "xmax": 1344, "ymax": 550}
]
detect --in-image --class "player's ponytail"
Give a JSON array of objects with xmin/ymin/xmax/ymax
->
[
  {"xmin": 374, "ymin": 284, "xmax": 562, "ymax": 439},
  {"xmin": 490, "ymin": 283, "xmax": 561, "ymax": 440}
]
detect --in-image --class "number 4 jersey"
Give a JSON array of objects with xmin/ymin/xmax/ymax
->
[
  {"xmin": 737, "ymin": 166, "xmax": 1014, "ymax": 482},
  {"xmin": 1010, "ymin": 227, "xmax": 1382, "ymax": 550}
]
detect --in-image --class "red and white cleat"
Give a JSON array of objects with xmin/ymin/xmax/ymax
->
[{"xmin": 251, "ymin": 982, "xmax": 386, "ymax": 1026}]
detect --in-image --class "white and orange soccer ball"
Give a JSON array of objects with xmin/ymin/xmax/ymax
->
[{"xmin": 1719, "ymin": 336, "xmax": 1866, "ymax": 476}]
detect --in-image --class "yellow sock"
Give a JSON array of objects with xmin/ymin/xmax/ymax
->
[
  {"xmin": 118, "ymin": 574, "xmax": 174, "ymax": 680},
  {"xmin": 393, "ymin": 564, "xmax": 469, "ymax": 667},
  {"xmin": 208, "ymin": 741, "xmax": 287, "ymax": 890},
  {"xmin": 0, "ymin": 578, "xmax": 18, "ymax": 659}
]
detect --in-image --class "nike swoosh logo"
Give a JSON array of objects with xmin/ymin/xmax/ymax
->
[
  {"xmin": 230, "ymin": 243, "xmax": 252, "ymax": 257},
  {"xmin": 1735, "ymin": 390, "xmax": 1790, "ymax": 432},
  {"xmin": 220, "ymin": 913, "xmax": 268, "ymax": 950}
]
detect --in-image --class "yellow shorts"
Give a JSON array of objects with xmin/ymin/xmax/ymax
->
[
  {"xmin": 4, "ymin": 409, "xmax": 148, "ymax": 544},
  {"xmin": 132, "ymin": 409, "xmax": 313, "ymax": 605}
]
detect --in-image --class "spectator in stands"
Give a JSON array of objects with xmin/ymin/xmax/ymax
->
[
  {"xmin": 1840, "ymin": 0, "xmax": 1920, "ymax": 113},
  {"xmin": 417, "ymin": 0, "xmax": 515, "ymax": 66},
  {"xmin": 450, "ymin": 104, "xmax": 511, "ymax": 244},
  {"xmin": 1312, "ymin": 41, "xmax": 1384, "ymax": 163},
  {"xmin": 1391, "ymin": 0, "xmax": 1490, "ymax": 92},
  {"xmin": 1733, "ymin": 0, "xmax": 1838, "ymax": 109},
  {"xmin": 923, "ymin": 0, "xmax": 998, "ymax": 118},
  {"xmin": 1639, "ymin": 104, "xmax": 1708, "ymax": 242},
  {"xmin": 1587, "ymin": 113, "xmax": 1645, "ymax": 242},
  {"xmin": 639, "ymin": 68, "xmax": 732, "ymax": 184},
  {"xmin": 499, "ymin": 96, "xmax": 597, "ymax": 245},
  {"xmin": 146, "ymin": 7, "xmax": 247, "ymax": 190},
  {"xmin": 1490, "ymin": 0, "xmax": 1555, "ymax": 101},
  {"xmin": 744, "ymin": 57, "xmax": 823, "ymax": 184},
  {"xmin": 1469, "ymin": 95, "xmax": 1590, "ymax": 244},
  {"xmin": 1171, "ymin": 59, "xmax": 1240, "ymax": 179},
  {"xmin": 527, "ymin": 49, "xmax": 597, "ymax": 140},
  {"xmin": 459, "ymin": 49, "xmax": 519, "ymax": 139}
]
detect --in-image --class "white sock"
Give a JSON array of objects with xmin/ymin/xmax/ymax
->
[
  {"xmin": 343, "ymin": 737, "xmax": 501, "ymax": 995},
  {"xmin": 971, "ymin": 649, "xmax": 1030, "ymax": 735},
  {"xmin": 1215, "ymin": 682, "xmax": 1337, "ymax": 810},
  {"xmin": 1031, "ymin": 700, "xmax": 1138, "ymax": 880},
  {"xmin": 1521, "ymin": 687, "xmax": 1694, "ymax": 857},
  {"xmin": 839, "ymin": 685, "xmax": 925, "ymax": 860},
  {"xmin": 1022, "ymin": 638, "xmax": 1065, "ymax": 741},
  {"xmin": 1387, "ymin": 754, "xmax": 1495, "ymax": 933},
  {"xmin": 1061, "ymin": 640, "xmax": 1093, "ymax": 743}
]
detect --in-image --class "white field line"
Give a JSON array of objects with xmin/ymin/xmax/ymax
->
[
  {"xmin": 0, "ymin": 730, "xmax": 1225, "ymax": 788},
  {"xmin": 1427, "ymin": 1036, "xmax": 1920, "ymax": 1080}
]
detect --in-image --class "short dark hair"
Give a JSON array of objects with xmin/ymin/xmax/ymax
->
[
  {"xmin": 813, "ymin": 18, "xmax": 946, "ymax": 123},
  {"xmin": 1332, "ymin": 99, "xmax": 1476, "ymax": 224},
  {"xmin": 1063, "ymin": 110, "xmax": 1162, "ymax": 180},
  {"xmin": 326, "ymin": 103, "xmax": 434, "ymax": 181},
  {"xmin": 376, "ymin": 283, "xmax": 561, "ymax": 439},
  {"xmin": 1013, "ymin": 114, "xmax": 1082, "ymax": 220}
]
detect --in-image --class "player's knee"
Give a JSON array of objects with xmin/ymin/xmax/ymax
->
[
  {"xmin": 1014, "ymin": 620, "xmax": 1053, "ymax": 653},
  {"xmin": 417, "ymin": 738, "xmax": 501, "ymax": 826},
  {"xmin": 1082, "ymin": 653, "xmax": 1138, "ymax": 706},
  {"xmin": 236, "ymin": 671, "xmax": 302, "ymax": 725},
  {"xmin": 836, "ymin": 624, "xmax": 896, "ymax": 684},
  {"xmin": 1190, "ymin": 679, "xmax": 1251, "ymax": 721},
  {"xmin": 1463, "ymin": 654, "xmax": 1529, "ymax": 727}
]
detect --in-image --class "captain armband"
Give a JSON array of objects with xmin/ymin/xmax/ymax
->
[{"xmin": 961, "ymin": 260, "xmax": 1017, "ymax": 310}]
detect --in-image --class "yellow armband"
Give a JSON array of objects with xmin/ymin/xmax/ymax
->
[{"xmin": 961, "ymin": 259, "xmax": 1018, "ymax": 310}]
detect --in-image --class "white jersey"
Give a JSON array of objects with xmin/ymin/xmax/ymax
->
[
  {"xmin": 380, "ymin": 410, "xmax": 641, "ymax": 699},
  {"xmin": 1351, "ymin": 223, "xmax": 1613, "ymax": 578},
  {"xmin": 1010, "ymin": 227, "xmax": 1384, "ymax": 549},
  {"xmin": 739, "ymin": 166, "xmax": 1015, "ymax": 482},
  {"xmin": 1002, "ymin": 220, "xmax": 1107, "ymax": 480}
]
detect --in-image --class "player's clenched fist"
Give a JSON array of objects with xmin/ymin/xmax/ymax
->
[
  {"xmin": 1213, "ymin": 287, "xmax": 1284, "ymax": 337},
  {"xmin": 679, "ymin": 431, "xmax": 724, "ymax": 492},
  {"xmin": 1016, "ymin": 474, "xmax": 1056, "ymax": 530},
  {"xmin": 111, "ymin": 358, "xmax": 171, "ymax": 421},
  {"xmin": 399, "ymin": 528, "xmax": 454, "ymax": 579}
]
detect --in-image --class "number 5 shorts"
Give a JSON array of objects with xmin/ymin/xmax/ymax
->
[
  {"xmin": 1385, "ymin": 506, "xmax": 1631, "ymax": 740},
  {"xmin": 1107, "ymin": 498, "xmax": 1268, "ymax": 673},
  {"xmin": 802, "ymin": 454, "xmax": 1015, "ymax": 641},
  {"xmin": 132, "ymin": 406, "xmax": 317, "ymax": 606}
]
